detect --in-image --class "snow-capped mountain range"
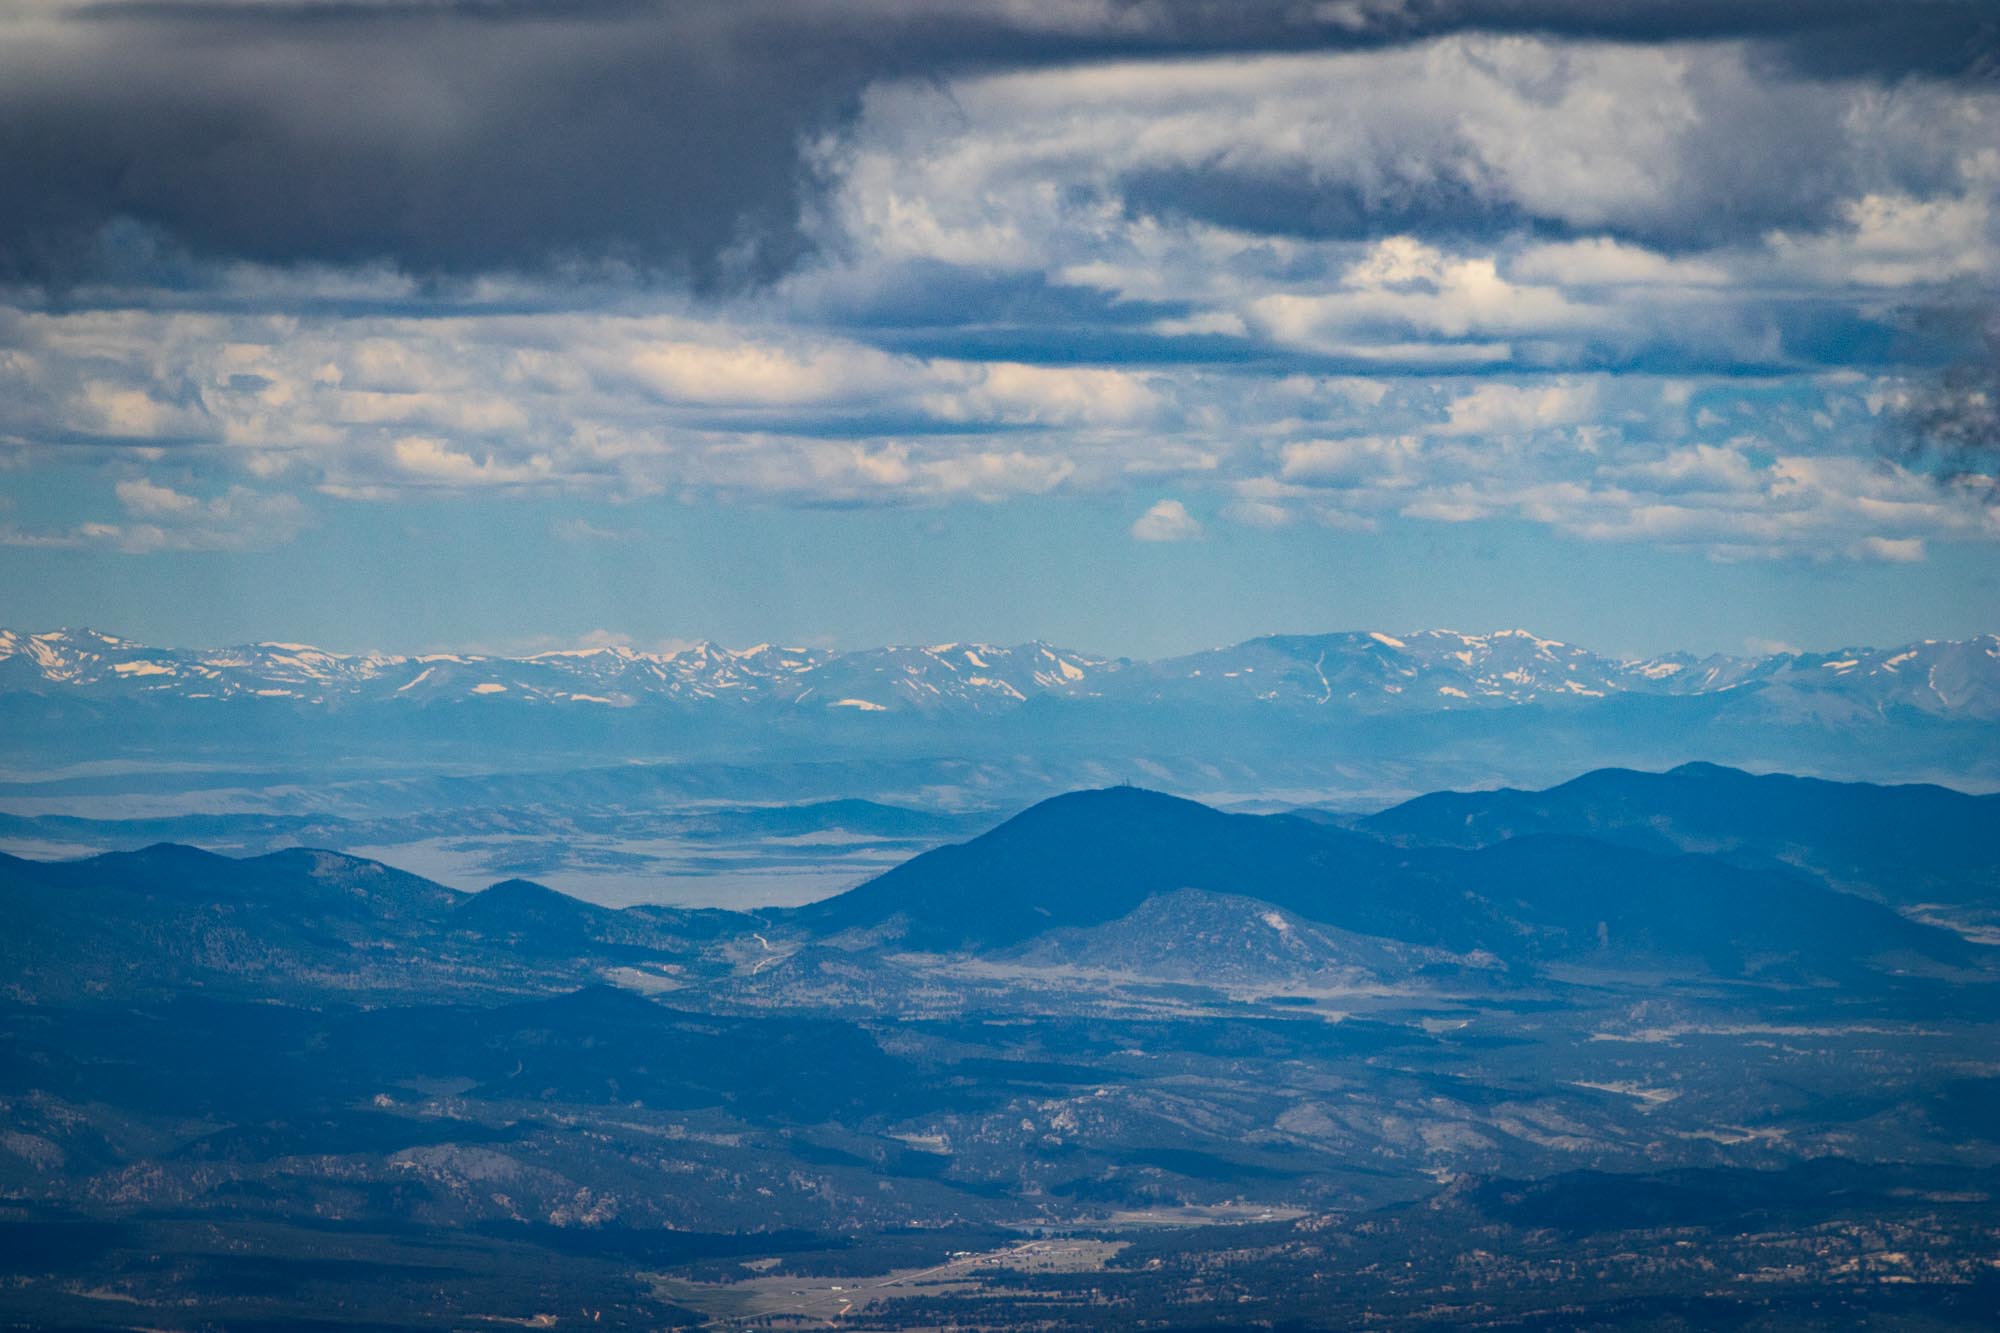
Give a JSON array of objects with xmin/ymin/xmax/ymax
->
[
  {"xmin": 0, "ymin": 629, "xmax": 1110, "ymax": 715},
  {"xmin": 3, "ymin": 626, "xmax": 1996, "ymax": 719}
]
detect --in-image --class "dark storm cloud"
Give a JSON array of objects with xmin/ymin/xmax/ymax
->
[
  {"xmin": 1111, "ymin": 145, "xmax": 1891, "ymax": 257},
  {"xmin": 3, "ymin": 2, "xmax": 847, "ymax": 285},
  {"xmin": 1884, "ymin": 304, "xmax": 2000, "ymax": 493},
  {"xmin": 2, "ymin": 0, "xmax": 1994, "ymax": 286},
  {"xmin": 1118, "ymin": 169, "xmax": 1527, "ymax": 248}
]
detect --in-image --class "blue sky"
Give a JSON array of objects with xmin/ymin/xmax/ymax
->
[
  {"xmin": 7, "ymin": 487, "xmax": 1996, "ymax": 661},
  {"xmin": 0, "ymin": 3, "xmax": 1995, "ymax": 657}
]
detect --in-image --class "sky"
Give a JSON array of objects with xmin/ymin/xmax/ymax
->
[{"xmin": 0, "ymin": 0, "xmax": 1996, "ymax": 659}]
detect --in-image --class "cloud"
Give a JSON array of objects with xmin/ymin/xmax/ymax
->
[
  {"xmin": 1879, "ymin": 302, "xmax": 2000, "ymax": 494},
  {"xmin": 1130, "ymin": 498, "xmax": 1203, "ymax": 542},
  {"xmin": 114, "ymin": 479, "xmax": 309, "ymax": 551},
  {"xmin": 1245, "ymin": 240, "xmax": 1590, "ymax": 352},
  {"xmin": 1220, "ymin": 496, "xmax": 1294, "ymax": 528},
  {"xmin": 115, "ymin": 476, "xmax": 201, "ymax": 517},
  {"xmin": 1850, "ymin": 535, "xmax": 1927, "ymax": 562},
  {"xmin": 1510, "ymin": 238, "xmax": 1730, "ymax": 288},
  {"xmin": 808, "ymin": 38, "xmax": 1996, "ymax": 381},
  {"xmin": 680, "ymin": 439, "xmax": 1077, "ymax": 505},
  {"xmin": 928, "ymin": 363, "xmax": 1162, "ymax": 427},
  {"xmin": 621, "ymin": 338, "xmax": 914, "ymax": 407},
  {"xmin": 551, "ymin": 517, "xmax": 634, "ymax": 543},
  {"xmin": 819, "ymin": 39, "xmax": 1995, "ymax": 287},
  {"xmin": 2, "ymin": 294, "xmax": 1993, "ymax": 562},
  {"xmin": 1766, "ymin": 192, "xmax": 1997, "ymax": 288},
  {"xmin": 3, "ymin": 478, "xmax": 308, "ymax": 551},
  {"xmin": 1439, "ymin": 382, "xmax": 1598, "ymax": 436},
  {"xmin": 1, "ymin": 2, "xmax": 1991, "ymax": 286},
  {"xmin": 1496, "ymin": 452, "xmax": 1984, "ymax": 560},
  {"xmin": 0, "ymin": 24, "xmax": 1995, "ymax": 572},
  {"xmin": 390, "ymin": 435, "xmax": 553, "ymax": 488},
  {"xmin": 1280, "ymin": 436, "xmax": 1422, "ymax": 487},
  {"xmin": 1611, "ymin": 443, "xmax": 1764, "ymax": 493}
]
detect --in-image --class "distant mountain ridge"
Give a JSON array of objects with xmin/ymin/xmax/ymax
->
[
  {"xmin": 1359, "ymin": 761, "xmax": 2000, "ymax": 932},
  {"xmin": 3, "ymin": 625, "xmax": 1996, "ymax": 719},
  {"xmin": 7, "ymin": 766, "xmax": 1992, "ymax": 1002},
  {"xmin": 0, "ymin": 628, "xmax": 1103, "ymax": 715},
  {"xmin": 788, "ymin": 784, "xmax": 1980, "ymax": 980}
]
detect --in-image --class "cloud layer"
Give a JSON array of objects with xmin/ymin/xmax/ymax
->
[
  {"xmin": 0, "ymin": 8, "xmax": 1995, "ymax": 566},
  {"xmin": 4, "ymin": 0, "xmax": 1992, "ymax": 281}
]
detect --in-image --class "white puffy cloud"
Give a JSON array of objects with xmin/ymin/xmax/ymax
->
[
  {"xmin": 1130, "ymin": 498, "xmax": 1203, "ymax": 542},
  {"xmin": 1438, "ymin": 382, "xmax": 1598, "ymax": 436},
  {"xmin": 924, "ymin": 363, "xmax": 1161, "ymax": 427},
  {"xmin": 1851, "ymin": 536, "xmax": 1928, "ymax": 563},
  {"xmin": 1244, "ymin": 239, "xmax": 1593, "ymax": 355},
  {"xmin": 1611, "ymin": 443, "xmax": 1765, "ymax": 493},
  {"xmin": 4, "ymin": 478, "xmax": 307, "ymax": 552},
  {"xmin": 1766, "ymin": 190, "xmax": 1998, "ymax": 288},
  {"xmin": 1279, "ymin": 436, "xmax": 1423, "ymax": 487},
  {"xmin": 2, "ymin": 293, "xmax": 1990, "ymax": 563},
  {"xmin": 115, "ymin": 477, "xmax": 201, "ymax": 518},
  {"xmin": 388, "ymin": 435, "xmax": 554, "ymax": 488},
  {"xmin": 619, "ymin": 338, "xmax": 915, "ymax": 407}
]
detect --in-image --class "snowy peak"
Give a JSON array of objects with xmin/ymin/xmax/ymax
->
[
  {"xmin": 1090, "ymin": 628, "xmax": 1677, "ymax": 709},
  {"xmin": 795, "ymin": 641, "xmax": 1109, "ymax": 714},
  {"xmin": 0, "ymin": 627, "xmax": 1995, "ymax": 719}
]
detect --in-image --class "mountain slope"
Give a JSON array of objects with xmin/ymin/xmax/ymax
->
[
  {"xmin": 0, "ymin": 846, "xmax": 753, "ymax": 1001},
  {"xmin": 790, "ymin": 788, "xmax": 1412, "ymax": 951},
  {"xmin": 789, "ymin": 787, "xmax": 1979, "ymax": 980},
  {"xmin": 1360, "ymin": 762, "xmax": 2000, "ymax": 913},
  {"xmin": 1002, "ymin": 888, "xmax": 1459, "ymax": 985}
]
